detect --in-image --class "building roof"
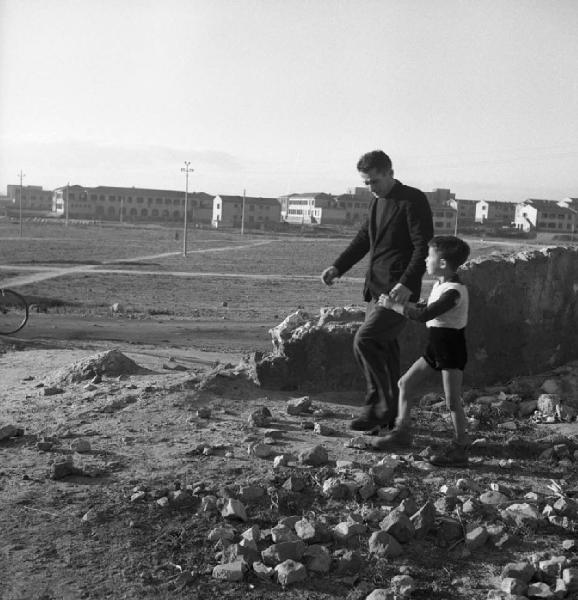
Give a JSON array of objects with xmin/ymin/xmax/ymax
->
[
  {"xmin": 524, "ymin": 198, "xmax": 573, "ymax": 213},
  {"xmin": 52, "ymin": 185, "xmax": 214, "ymax": 199},
  {"xmin": 216, "ymin": 195, "xmax": 280, "ymax": 206},
  {"xmin": 280, "ymin": 192, "xmax": 334, "ymax": 199},
  {"xmin": 454, "ymin": 198, "xmax": 479, "ymax": 205},
  {"xmin": 480, "ymin": 200, "xmax": 517, "ymax": 207}
]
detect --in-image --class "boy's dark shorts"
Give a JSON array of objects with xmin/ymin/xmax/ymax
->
[{"xmin": 423, "ymin": 327, "xmax": 467, "ymax": 371}]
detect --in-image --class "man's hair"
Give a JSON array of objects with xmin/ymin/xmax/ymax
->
[
  {"xmin": 356, "ymin": 150, "xmax": 392, "ymax": 173},
  {"xmin": 429, "ymin": 235, "xmax": 470, "ymax": 270}
]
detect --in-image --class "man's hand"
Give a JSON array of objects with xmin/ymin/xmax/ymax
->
[
  {"xmin": 377, "ymin": 293, "xmax": 394, "ymax": 309},
  {"xmin": 321, "ymin": 266, "xmax": 339, "ymax": 286},
  {"xmin": 389, "ymin": 283, "xmax": 411, "ymax": 304}
]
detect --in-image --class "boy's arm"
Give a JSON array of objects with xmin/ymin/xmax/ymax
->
[{"xmin": 403, "ymin": 289, "xmax": 461, "ymax": 322}]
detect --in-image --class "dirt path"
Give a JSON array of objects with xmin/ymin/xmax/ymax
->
[{"xmin": 0, "ymin": 240, "xmax": 276, "ymax": 288}]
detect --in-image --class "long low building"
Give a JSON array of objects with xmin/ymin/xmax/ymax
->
[
  {"xmin": 52, "ymin": 185, "xmax": 214, "ymax": 224},
  {"xmin": 212, "ymin": 195, "xmax": 281, "ymax": 228}
]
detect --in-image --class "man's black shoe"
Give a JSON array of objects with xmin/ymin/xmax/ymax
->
[{"xmin": 349, "ymin": 413, "xmax": 391, "ymax": 432}]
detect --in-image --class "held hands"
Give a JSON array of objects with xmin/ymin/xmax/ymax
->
[
  {"xmin": 321, "ymin": 266, "xmax": 339, "ymax": 286},
  {"xmin": 377, "ymin": 291, "xmax": 407, "ymax": 315},
  {"xmin": 389, "ymin": 282, "xmax": 411, "ymax": 304}
]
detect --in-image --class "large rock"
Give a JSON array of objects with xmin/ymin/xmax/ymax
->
[
  {"xmin": 251, "ymin": 247, "xmax": 578, "ymax": 390},
  {"xmin": 46, "ymin": 349, "xmax": 149, "ymax": 384}
]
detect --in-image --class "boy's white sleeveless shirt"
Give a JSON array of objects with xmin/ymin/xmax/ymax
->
[{"xmin": 426, "ymin": 281, "xmax": 469, "ymax": 329}]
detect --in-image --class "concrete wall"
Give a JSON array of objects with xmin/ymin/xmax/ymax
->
[{"xmin": 253, "ymin": 246, "xmax": 578, "ymax": 391}]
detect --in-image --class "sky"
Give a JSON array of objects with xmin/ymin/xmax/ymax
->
[{"xmin": 1, "ymin": 0, "xmax": 578, "ymax": 202}]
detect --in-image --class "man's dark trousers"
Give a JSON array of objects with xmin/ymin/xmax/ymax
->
[{"xmin": 353, "ymin": 300, "xmax": 407, "ymax": 428}]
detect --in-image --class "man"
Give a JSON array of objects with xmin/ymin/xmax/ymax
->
[{"xmin": 321, "ymin": 150, "xmax": 433, "ymax": 432}]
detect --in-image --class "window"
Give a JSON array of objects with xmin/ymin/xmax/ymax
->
[{"xmin": 90, "ymin": 194, "xmax": 97, "ymax": 201}]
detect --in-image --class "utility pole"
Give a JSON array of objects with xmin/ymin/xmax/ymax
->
[
  {"xmin": 454, "ymin": 198, "xmax": 459, "ymax": 236},
  {"xmin": 17, "ymin": 169, "xmax": 25, "ymax": 237},
  {"xmin": 65, "ymin": 182, "xmax": 70, "ymax": 227},
  {"xmin": 180, "ymin": 161, "xmax": 194, "ymax": 256},
  {"xmin": 241, "ymin": 188, "xmax": 246, "ymax": 235},
  {"xmin": 120, "ymin": 195, "xmax": 124, "ymax": 224}
]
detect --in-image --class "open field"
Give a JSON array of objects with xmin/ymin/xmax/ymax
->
[{"xmin": 0, "ymin": 221, "xmax": 556, "ymax": 325}]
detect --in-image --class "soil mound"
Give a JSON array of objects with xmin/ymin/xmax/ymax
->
[{"xmin": 46, "ymin": 349, "xmax": 149, "ymax": 385}]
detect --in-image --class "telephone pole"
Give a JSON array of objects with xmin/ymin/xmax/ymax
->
[
  {"xmin": 241, "ymin": 189, "xmax": 246, "ymax": 235},
  {"xmin": 17, "ymin": 170, "xmax": 25, "ymax": 237},
  {"xmin": 180, "ymin": 161, "xmax": 194, "ymax": 256},
  {"xmin": 65, "ymin": 182, "xmax": 70, "ymax": 227}
]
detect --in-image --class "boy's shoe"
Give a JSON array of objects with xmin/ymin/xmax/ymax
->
[
  {"xmin": 428, "ymin": 442, "xmax": 469, "ymax": 468},
  {"xmin": 370, "ymin": 427, "xmax": 412, "ymax": 451}
]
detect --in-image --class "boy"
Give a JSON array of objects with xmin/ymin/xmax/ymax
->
[{"xmin": 374, "ymin": 235, "xmax": 470, "ymax": 467}]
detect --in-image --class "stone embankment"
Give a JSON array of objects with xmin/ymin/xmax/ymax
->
[{"xmin": 252, "ymin": 246, "xmax": 578, "ymax": 391}]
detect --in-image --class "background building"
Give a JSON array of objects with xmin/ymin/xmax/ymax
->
[
  {"xmin": 450, "ymin": 198, "xmax": 478, "ymax": 228},
  {"xmin": 278, "ymin": 193, "xmax": 345, "ymax": 225},
  {"xmin": 52, "ymin": 185, "xmax": 213, "ymax": 224},
  {"xmin": 6, "ymin": 184, "xmax": 53, "ymax": 213},
  {"xmin": 335, "ymin": 187, "xmax": 373, "ymax": 224},
  {"xmin": 475, "ymin": 200, "xmax": 516, "ymax": 226},
  {"xmin": 212, "ymin": 195, "xmax": 281, "ymax": 228},
  {"xmin": 514, "ymin": 199, "xmax": 575, "ymax": 232},
  {"xmin": 425, "ymin": 188, "xmax": 457, "ymax": 234}
]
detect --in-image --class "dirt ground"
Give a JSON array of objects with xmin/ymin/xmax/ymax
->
[
  {"xmin": 0, "ymin": 314, "xmax": 577, "ymax": 600},
  {"xmin": 0, "ymin": 226, "xmax": 577, "ymax": 599}
]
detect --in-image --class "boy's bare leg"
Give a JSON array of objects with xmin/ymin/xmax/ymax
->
[
  {"xmin": 396, "ymin": 357, "xmax": 435, "ymax": 429},
  {"xmin": 441, "ymin": 369, "xmax": 467, "ymax": 445},
  {"xmin": 372, "ymin": 357, "xmax": 434, "ymax": 450}
]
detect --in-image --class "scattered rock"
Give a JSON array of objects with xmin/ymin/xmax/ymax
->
[
  {"xmin": 299, "ymin": 444, "xmax": 328, "ymax": 466},
  {"xmin": 287, "ymin": 396, "xmax": 312, "ymax": 415},
  {"xmin": 500, "ymin": 577, "xmax": 528, "ymax": 596},
  {"xmin": 212, "ymin": 560, "xmax": 248, "ymax": 582},
  {"xmin": 313, "ymin": 422, "xmax": 334, "ymax": 436},
  {"xmin": 333, "ymin": 549, "xmax": 363, "ymax": 576},
  {"xmin": 379, "ymin": 509, "xmax": 415, "ymax": 544},
  {"xmin": 275, "ymin": 559, "xmax": 307, "ymax": 586},
  {"xmin": 221, "ymin": 498, "xmax": 248, "ymax": 522},
  {"xmin": 537, "ymin": 394, "xmax": 561, "ymax": 417},
  {"xmin": 302, "ymin": 545, "xmax": 331, "ymax": 573},
  {"xmin": 70, "ymin": 439, "xmax": 91, "ymax": 453},
  {"xmin": 0, "ymin": 424, "xmax": 24, "ymax": 441},
  {"xmin": 365, "ymin": 590, "xmax": 395, "ymax": 600},
  {"xmin": 248, "ymin": 408, "xmax": 271, "ymax": 427},
  {"xmin": 391, "ymin": 574, "xmax": 416, "ymax": 598},
  {"xmin": 261, "ymin": 541, "xmax": 306, "ymax": 566},
  {"xmin": 368, "ymin": 531, "xmax": 403, "ymax": 557}
]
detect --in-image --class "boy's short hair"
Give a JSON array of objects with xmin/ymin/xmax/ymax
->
[
  {"xmin": 356, "ymin": 150, "xmax": 392, "ymax": 173},
  {"xmin": 429, "ymin": 235, "xmax": 470, "ymax": 270}
]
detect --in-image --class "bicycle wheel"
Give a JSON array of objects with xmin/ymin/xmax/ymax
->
[{"xmin": 0, "ymin": 289, "xmax": 29, "ymax": 335}]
